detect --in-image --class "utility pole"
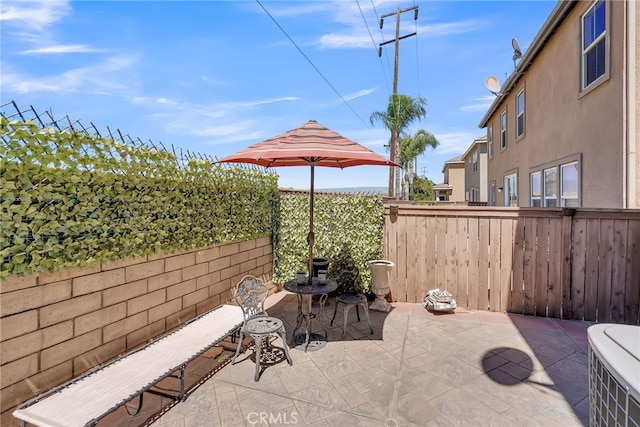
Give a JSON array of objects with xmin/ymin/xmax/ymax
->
[{"xmin": 379, "ymin": 5, "xmax": 418, "ymax": 199}]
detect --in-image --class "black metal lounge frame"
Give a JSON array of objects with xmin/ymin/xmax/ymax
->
[{"xmin": 13, "ymin": 304, "xmax": 244, "ymax": 427}]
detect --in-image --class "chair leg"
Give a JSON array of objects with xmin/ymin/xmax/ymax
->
[
  {"xmin": 342, "ymin": 305, "xmax": 352, "ymax": 338},
  {"xmin": 232, "ymin": 331, "xmax": 245, "ymax": 364},
  {"xmin": 279, "ymin": 328, "xmax": 293, "ymax": 365},
  {"xmin": 361, "ymin": 302, "xmax": 373, "ymax": 334},
  {"xmin": 331, "ymin": 299, "xmax": 339, "ymax": 326},
  {"xmin": 253, "ymin": 335, "xmax": 263, "ymax": 382}
]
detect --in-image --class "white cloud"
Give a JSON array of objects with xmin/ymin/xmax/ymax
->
[
  {"xmin": 343, "ymin": 88, "xmax": 376, "ymax": 102},
  {"xmin": 459, "ymin": 95, "xmax": 495, "ymax": 113},
  {"xmin": 433, "ymin": 131, "xmax": 480, "ymax": 155},
  {"xmin": 22, "ymin": 44, "xmax": 100, "ymax": 54},
  {"xmin": 0, "ymin": 0, "xmax": 71, "ymax": 31},
  {"xmin": 2, "ymin": 54, "xmax": 137, "ymax": 94},
  {"xmin": 317, "ymin": 32, "xmax": 371, "ymax": 49}
]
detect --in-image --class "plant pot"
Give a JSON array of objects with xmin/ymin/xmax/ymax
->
[
  {"xmin": 309, "ymin": 257, "xmax": 330, "ymax": 278},
  {"xmin": 368, "ymin": 260, "xmax": 394, "ymax": 312}
]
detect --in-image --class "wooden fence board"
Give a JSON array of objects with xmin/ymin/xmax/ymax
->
[
  {"xmin": 478, "ymin": 217, "xmax": 490, "ymax": 311},
  {"xmin": 624, "ymin": 220, "xmax": 640, "ymax": 325},
  {"xmin": 425, "ymin": 216, "xmax": 437, "ymax": 291},
  {"xmin": 499, "ymin": 218, "xmax": 513, "ymax": 313},
  {"xmin": 397, "ymin": 215, "xmax": 408, "ymax": 302},
  {"xmin": 535, "ymin": 217, "xmax": 550, "ymax": 316},
  {"xmin": 435, "ymin": 217, "xmax": 447, "ymax": 291},
  {"xmin": 406, "ymin": 215, "xmax": 419, "ymax": 303},
  {"xmin": 597, "ymin": 219, "xmax": 614, "ymax": 322},
  {"xmin": 385, "ymin": 209, "xmax": 399, "ymax": 301},
  {"xmin": 381, "ymin": 205, "xmax": 640, "ymax": 323},
  {"xmin": 511, "ymin": 218, "xmax": 526, "ymax": 314},
  {"xmin": 456, "ymin": 217, "xmax": 469, "ymax": 307},
  {"xmin": 489, "ymin": 218, "xmax": 501, "ymax": 311},
  {"xmin": 467, "ymin": 217, "xmax": 479, "ymax": 310},
  {"xmin": 560, "ymin": 216, "xmax": 573, "ymax": 319},
  {"xmin": 523, "ymin": 217, "xmax": 537, "ymax": 315},
  {"xmin": 446, "ymin": 217, "xmax": 458, "ymax": 294},
  {"xmin": 609, "ymin": 220, "xmax": 628, "ymax": 323},
  {"xmin": 570, "ymin": 218, "xmax": 587, "ymax": 320},
  {"xmin": 546, "ymin": 218, "xmax": 563, "ymax": 319},
  {"xmin": 415, "ymin": 216, "xmax": 428, "ymax": 299},
  {"xmin": 583, "ymin": 219, "xmax": 600, "ymax": 320}
]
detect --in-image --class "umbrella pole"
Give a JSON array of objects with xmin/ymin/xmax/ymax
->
[{"xmin": 308, "ymin": 163, "xmax": 315, "ymax": 282}]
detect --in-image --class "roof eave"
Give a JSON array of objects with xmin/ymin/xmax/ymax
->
[{"xmin": 478, "ymin": 0, "xmax": 578, "ymax": 129}]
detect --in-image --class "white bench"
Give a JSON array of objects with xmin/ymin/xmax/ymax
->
[{"xmin": 13, "ymin": 304, "xmax": 244, "ymax": 427}]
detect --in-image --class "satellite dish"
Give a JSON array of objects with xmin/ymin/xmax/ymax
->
[
  {"xmin": 485, "ymin": 76, "xmax": 502, "ymax": 96},
  {"xmin": 512, "ymin": 38, "xmax": 522, "ymax": 59}
]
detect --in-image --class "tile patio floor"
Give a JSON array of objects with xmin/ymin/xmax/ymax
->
[{"xmin": 148, "ymin": 291, "xmax": 591, "ymax": 427}]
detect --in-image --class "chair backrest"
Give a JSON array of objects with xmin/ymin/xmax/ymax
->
[{"xmin": 234, "ymin": 275, "xmax": 268, "ymax": 322}]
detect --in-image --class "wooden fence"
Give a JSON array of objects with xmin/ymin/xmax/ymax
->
[{"xmin": 383, "ymin": 204, "xmax": 640, "ymax": 325}]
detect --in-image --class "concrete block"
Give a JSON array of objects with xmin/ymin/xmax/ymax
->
[
  {"xmin": 40, "ymin": 293, "xmax": 102, "ymax": 328},
  {"xmin": 1, "ymin": 281, "xmax": 71, "ymax": 316},
  {"xmin": 72, "ymin": 268, "xmax": 125, "ymax": 296}
]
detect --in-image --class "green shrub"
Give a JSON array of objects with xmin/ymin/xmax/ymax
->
[{"xmin": 0, "ymin": 118, "xmax": 277, "ymax": 277}]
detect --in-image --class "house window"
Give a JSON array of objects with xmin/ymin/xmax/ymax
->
[
  {"xmin": 489, "ymin": 182, "xmax": 496, "ymax": 206},
  {"xmin": 504, "ymin": 172, "xmax": 517, "ymax": 206},
  {"xmin": 472, "ymin": 151, "xmax": 478, "ymax": 173},
  {"xmin": 488, "ymin": 126, "xmax": 493, "ymax": 159},
  {"xmin": 500, "ymin": 111, "xmax": 507, "ymax": 150},
  {"xmin": 561, "ymin": 162, "xmax": 580, "ymax": 207},
  {"xmin": 544, "ymin": 167, "xmax": 558, "ymax": 207},
  {"xmin": 582, "ymin": 0, "xmax": 606, "ymax": 89},
  {"xmin": 516, "ymin": 89, "xmax": 525, "ymax": 138},
  {"xmin": 529, "ymin": 157, "xmax": 581, "ymax": 208},
  {"xmin": 530, "ymin": 171, "xmax": 541, "ymax": 207}
]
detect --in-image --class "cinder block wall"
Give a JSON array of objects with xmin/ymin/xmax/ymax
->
[{"xmin": 0, "ymin": 237, "xmax": 273, "ymax": 426}]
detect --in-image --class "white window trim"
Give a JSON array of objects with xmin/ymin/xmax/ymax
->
[
  {"xmin": 580, "ymin": 0, "xmax": 609, "ymax": 95},
  {"xmin": 488, "ymin": 126, "xmax": 493, "ymax": 159},
  {"xmin": 500, "ymin": 110, "xmax": 507, "ymax": 150},
  {"xmin": 529, "ymin": 154, "xmax": 581, "ymax": 208},
  {"xmin": 560, "ymin": 161, "xmax": 580, "ymax": 207},
  {"xmin": 530, "ymin": 171, "xmax": 541, "ymax": 207},
  {"xmin": 515, "ymin": 88, "xmax": 525, "ymax": 139},
  {"xmin": 504, "ymin": 171, "xmax": 518, "ymax": 207}
]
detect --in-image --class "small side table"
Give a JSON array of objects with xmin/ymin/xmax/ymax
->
[{"xmin": 284, "ymin": 278, "xmax": 337, "ymax": 351}]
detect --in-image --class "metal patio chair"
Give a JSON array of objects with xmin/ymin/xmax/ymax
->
[{"xmin": 231, "ymin": 275, "xmax": 293, "ymax": 381}]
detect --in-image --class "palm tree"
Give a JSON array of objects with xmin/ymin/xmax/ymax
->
[
  {"xmin": 370, "ymin": 94, "xmax": 427, "ymax": 198},
  {"xmin": 398, "ymin": 129, "xmax": 439, "ymax": 200}
]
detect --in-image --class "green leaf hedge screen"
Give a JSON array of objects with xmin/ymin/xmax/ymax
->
[
  {"xmin": 0, "ymin": 118, "xmax": 278, "ymax": 277},
  {"xmin": 1, "ymin": 117, "xmax": 385, "ymax": 289}
]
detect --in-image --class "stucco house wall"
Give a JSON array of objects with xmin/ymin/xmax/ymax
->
[{"xmin": 480, "ymin": 0, "xmax": 638, "ymax": 208}]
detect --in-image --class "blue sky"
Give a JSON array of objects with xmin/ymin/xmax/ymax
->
[{"xmin": 1, "ymin": 0, "xmax": 556, "ymax": 190}]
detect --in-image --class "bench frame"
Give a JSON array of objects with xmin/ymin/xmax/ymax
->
[{"xmin": 13, "ymin": 304, "xmax": 244, "ymax": 427}]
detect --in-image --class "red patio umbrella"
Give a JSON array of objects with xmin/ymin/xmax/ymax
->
[{"xmin": 216, "ymin": 120, "xmax": 397, "ymax": 279}]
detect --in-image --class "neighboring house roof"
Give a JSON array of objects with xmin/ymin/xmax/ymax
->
[
  {"xmin": 441, "ymin": 155, "xmax": 464, "ymax": 173},
  {"xmin": 478, "ymin": 0, "xmax": 577, "ymax": 128},
  {"xmin": 433, "ymin": 183, "xmax": 453, "ymax": 190},
  {"xmin": 460, "ymin": 135, "xmax": 488, "ymax": 161}
]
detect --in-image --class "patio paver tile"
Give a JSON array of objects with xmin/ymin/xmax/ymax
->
[{"xmin": 147, "ymin": 298, "xmax": 590, "ymax": 427}]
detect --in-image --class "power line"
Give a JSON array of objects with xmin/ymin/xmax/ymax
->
[
  {"xmin": 255, "ymin": 0, "xmax": 370, "ymax": 128},
  {"xmin": 355, "ymin": 0, "xmax": 392, "ymax": 95}
]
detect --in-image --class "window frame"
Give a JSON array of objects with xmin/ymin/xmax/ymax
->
[
  {"xmin": 530, "ymin": 171, "xmax": 541, "ymax": 207},
  {"xmin": 515, "ymin": 88, "xmax": 525, "ymax": 139},
  {"xmin": 504, "ymin": 171, "xmax": 518, "ymax": 207},
  {"xmin": 500, "ymin": 110, "xmax": 507, "ymax": 150},
  {"xmin": 560, "ymin": 161, "xmax": 581, "ymax": 207},
  {"xmin": 580, "ymin": 0, "xmax": 609, "ymax": 93},
  {"xmin": 487, "ymin": 125, "xmax": 493, "ymax": 159},
  {"xmin": 489, "ymin": 181, "xmax": 496, "ymax": 206},
  {"xmin": 529, "ymin": 155, "xmax": 581, "ymax": 208}
]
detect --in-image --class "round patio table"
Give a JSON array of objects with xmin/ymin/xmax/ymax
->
[{"xmin": 284, "ymin": 278, "xmax": 337, "ymax": 351}]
